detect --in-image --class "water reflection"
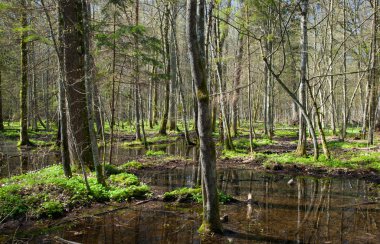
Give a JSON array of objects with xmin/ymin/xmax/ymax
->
[
  {"xmin": 0, "ymin": 139, "xmax": 197, "ymax": 178},
  {"xmin": 0, "ymin": 141, "xmax": 59, "ymax": 178},
  {"xmin": 27, "ymin": 168, "xmax": 379, "ymax": 244}
]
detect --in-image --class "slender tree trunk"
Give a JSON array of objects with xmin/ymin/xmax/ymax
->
[
  {"xmin": 341, "ymin": 0, "xmax": 347, "ymax": 140},
  {"xmin": 368, "ymin": 0, "xmax": 379, "ymax": 145},
  {"xmin": 19, "ymin": 0, "xmax": 31, "ymax": 146},
  {"xmin": 187, "ymin": 0, "xmax": 222, "ymax": 233},
  {"xmin": 246, "ymin": 10, "xmax": 255, "ymax": 151},
  {"xmin": 328, "ymin": 0, "xmax": 337, "ymax": 135},
  {"xmin": 173, "ymin": 23, "xmax": 193, "ymax": 145},
  {"xmin": 31, "ymin": 42, "xmax": 38, "ymax": 131},
  {"xmin": 44, "ymin": 51, "xmax": 50, "ymax": 131},
  {"xmin": 148, "ymin": 66, "xmax": 155, "ymax": 129},
  {"xmin": 232, "ymin": 34, "xmax": 244, "ymax": 137},
  {"xmin": 169, "ymin": 3, "xmax": 178, "ymax": 131},
  {"xmin": 109, "ymin": 11, "xmax": 116, "ymax": 164},
  {"xmin": 153, "ymin": 71, "xmax": 158, "ymax": 126},
  {"xmin": 0, "ymin": 70, "xmax": 3, "ymax": 131},
  {"xmin": 134, "ymin": 0, "xmax": 142, "ymax": 141},
  {"xmin": 82, "ymin": 0, "xmax": 104, "ymax": 184},
  {"xmin": 41, "ymin": 0, "xmax": 71, "ymax": 177}
]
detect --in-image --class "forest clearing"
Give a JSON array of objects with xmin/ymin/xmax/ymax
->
[{"xmin": 0, "ymin": 0, "xmax": 379, "ymax": 243}]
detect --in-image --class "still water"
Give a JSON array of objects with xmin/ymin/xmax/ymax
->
[
  {"xmin": 27, "ymin": 168, "xmax": 380, "ymax": 243},
  {"xmin": 0, "ymin": 140, "xmax": 379, "ymax": 243}
]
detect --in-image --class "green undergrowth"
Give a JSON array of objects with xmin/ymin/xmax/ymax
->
[
  {"xmin": 145, "ymin": 150, "xmax": 166, "ymax": 156},
  {"xmin": 122, "ymin": 135, "xmax": 177, "ymax": 147},
  {"xmin": 256, "ymin": 151, "xmax": 380, "ymax": 171},
  {"xmin": 327, "ymin": 140, "xmax": 371, "ymax": 149},
  {"xmin": 222, "ymin": 149, "xmax": 249, "ymax": 159},
  {"xmin": 121, "ymin": 160, "xmax": 144, "ymax": 170},
  {"xmin": 0, "ymin": 165, "xmax": 150, "ymax": 221},
  {"xmin": 163, "ymin": 187, "xmax": 234, "ymax": 204}
]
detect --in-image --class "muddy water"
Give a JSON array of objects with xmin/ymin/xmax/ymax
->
[{"xmin": 25, "ymin": 168, "xmax": 380, "ymax": 243}]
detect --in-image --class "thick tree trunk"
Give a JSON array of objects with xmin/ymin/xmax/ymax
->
[
  {"xmin": 159, "ymin": 4, "xmax": 171, "ymax": 135},
  {"xmin": 187, "ymin": 0, "xmax": 222, "ymax": 234},
  {"xmin": 61, "ymin": 0, "xmax": 94, "ymax": 169}
]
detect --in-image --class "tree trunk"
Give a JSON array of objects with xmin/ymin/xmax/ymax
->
[
  {"xmin": 168, "ymin": 3, "xmax": 178, "ymax": 131},
  {"xmin": 186, "ymin": 0, "xmax": 222, "ymax": 234},
  {"xmin": 328, "ymin": 0, "xmax": 337, "ymax": 135},
  {"xmin": 19, "ymin": 0, "xmax": 31, "ymax": 146},
  {"xmin": 232, "ymin": 34, "xmax": 244, "ymax": 137},
  {"xmin": 368, "ymin": 0, "xmax": 379, "ymax": 145},
  {"xmin": 109, "ymin": 11, "xmax": 117, "ymax": 164},
  {"xmin": 159, "ymin": 4, "xmax": 171, "ymax": 135},
  {"xmin": 0, "ymin": 70, "xmax": 4, "ymax": 131},
  {"xmin": 61, "ymin": 0, "xmax": 94, "ymax": 169},
  {"xmin": 296, "ymin": 0, "xmax": 308, "ymax": 156},
  {"xmin": 134, "ymin": 0, "xmax": 142, "ymax": 141},
  {"xmin": 82, "ymin": 0, "xmax": 104, "ymax": 184}
]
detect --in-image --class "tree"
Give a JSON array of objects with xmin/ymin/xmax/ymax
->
[
  {"xmin": 186, "ymin": 0, "xmax": 222, "ymax": 233},
  {"xmin": 19, "ymin": 0, "xmax": 32, "ymax": 146},
  {"xmin": 0, "ymin": 69, "xmax": 3, "ymax": 131},
  {"xmin": 60, "ymin": 0, "xmax": 94, "ymax": 169},
  {"xmin": 296, "ymin": 0, "xmax": 308, "ymax": 156}
]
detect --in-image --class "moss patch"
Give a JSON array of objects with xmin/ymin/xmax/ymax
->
[{"xmin": 163, "ymin": 187, "xmax": 234, "ymax": 204}]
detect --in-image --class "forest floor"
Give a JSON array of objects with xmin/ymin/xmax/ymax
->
[{"xmin": 1, "ymin": 123, "xmax": 379, "ymax": 230}]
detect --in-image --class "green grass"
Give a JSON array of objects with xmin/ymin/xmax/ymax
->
[
  {"xmin": 327, "ymin": 140, "xmax": 370, "ymax": 149},
  {"xmin": 222, "ymin": 149, "xmax": 249, "ymax": 159},
  {"xmin": 0, "ymin": 165, "xmax": 150, "ymax": 220}
]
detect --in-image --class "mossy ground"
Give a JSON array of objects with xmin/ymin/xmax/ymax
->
[
  {"xmin": 163, "ymin": 187, "xmax": 234, "ymax": 204},
  {"xmin": 0, "ymin": 165, "xmax": 150, "ymax": 221}
]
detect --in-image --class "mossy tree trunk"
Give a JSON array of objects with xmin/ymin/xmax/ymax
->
[
  {"xmin": 186, "ymin": 0, "xmax": 222, "ymax": 234},
  {"xmin": 159, "ymin": 4, "xmax": 171, "ymax": 135}
]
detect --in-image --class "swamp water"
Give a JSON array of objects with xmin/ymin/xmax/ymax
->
[{"xmin": 0, "ymin": 140, "xmax": 379, "ymax": 243}]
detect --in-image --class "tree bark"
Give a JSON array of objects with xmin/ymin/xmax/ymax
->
[
  {"xmin": 168, "ymin": 3, "xmax": 178, "ymax": 131},
  {"xmin": 186, "ymin": 0, "xmax": 222, "ymax": 234},
  {"xmin": 61, "ymin": 0, "xmax": 94, "ymax": 169},
  {"xmin": 296, "ymin": 0, "xmax": 308, "ymax": 156},
  {"xmin": 159, "ymin": 4, "xmax": 171, "ymax": 135},
  {"xmin": 232, "ymin": 33, "xmax": 244, "ymax": 137},
  {"xmin": 19, "ymin": 0, "xmax": 31, "ymax": 146},
  {"xmin": 368, "ymin": 0, "xmax": 379, "ymax": 145},
  {"xmin": 82, "ymin": 0, "xmax": 104, "ymax": 184},
  {"xmin": 0, "ymin": 70, "xmax": 3, "ymax": 131}
]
